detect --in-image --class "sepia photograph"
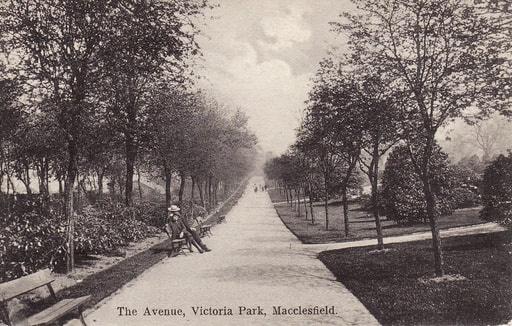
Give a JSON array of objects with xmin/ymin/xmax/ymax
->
[{"xmin": 0, "ymin": 0, "xmax": 511, "ymax": 325}]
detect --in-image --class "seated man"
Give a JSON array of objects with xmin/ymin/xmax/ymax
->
[{"xmin": 166, "ymin": 205, "xmax": 211, "ymax": 253}]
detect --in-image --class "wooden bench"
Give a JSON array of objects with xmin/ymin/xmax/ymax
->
[
  {"xmin": 164, "ymin": 224, "xmax": 192, "ymax": 256},
  {"xmin": 0, "ymin": 269, "xmax": 90, "ymax": 326},
  {"xmin": 199, "ymin": 224, "xmax": 213, "ymax": 237},
  {"xmin": 169, "ymin": 238, "xmax": 192, "ymax": 256}
]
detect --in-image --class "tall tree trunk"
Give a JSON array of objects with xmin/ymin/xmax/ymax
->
[
  {"xmin": 165, "ymin": 172, "xmax": 172, "ymax": 208},
  {"xmin": 198, "ymin": 179, "xmax": 205, "ymax": 207},
  {"xmin": 342, "ymin": 155, "xmax": 358, "ymax": 237},
  {"xmin": 44, "ymin": 159, "xmax": 49, "ymax": 197},
  {"xmin": 124, "ymin": 131, "xmax": 136, "ymax": 206},
  {"xmin": 424, "ymin": 179, "xmax": 444, "ymax": 276},
  {"xmin": 309, "ymin": 182, "xmax": 315, "ymax": 224},
  {"xmin": 371, "ymin": 143, "xmax": 384, "ymax": 250},
  {"xmin": 64, "ymin": 139, "xmax": 78, "ymax": 273},
  {"xmin": 324, "ymin": 173, "xmax": 329, "ymax": 230},
  {"xmin": 6, "ymin": 172, "xmax": 10, "ymax": 195},
  {"xmin": 421, "ymin": 136, "xmax": 444, "ymax": 277},
  {"xmin": 190, "ymin": 176, "xmax": 196, "ymax": 202},
  {"xmin": 303, "ymin": 187, "xmax": 308, "ymax": 220},
  {"xmin": 58, "ymin": 178, "xmax": 63, "ymax": 195},
  {"xmin": 342, "ymin": 189, "xmax": 349, "ymax": 237},
  {"xmin": 118, "ymin": 177, "xmax": 124, "ymax": 197},
  {"xmin": 296, "ymin": 188, "xmax": 301, "ymax": 216},
  {"xmin": 178, "ymin": 172, "xmax": 186, "ymax": 205},
  {"xmin": 208, "ymin": 176, "xmax": 213, "ymax": 209},
  {"xmin": 97, "ymin": 170, "xmax": 104, "ymax": 199},
  {"xmin": 137, "ymin": 166, "xmax": 142, "ymax": 200},
  {"xmin": 214, "ymin": 180, "xmax": 219, "ymax": 205},
  {"xmin": 285, "ymin": 186, "xmax": 289, "ymax": 204},
  {"xmin": 37, "ymin": 159, "xmax": 50, "ymax": 204},
  {"xmin": 289, "ymin": 188, "xmax": 294, "ymax": 208},
  {"xmin": 24, "ymin": 163, "xmax": 31, "ymax": 194}
]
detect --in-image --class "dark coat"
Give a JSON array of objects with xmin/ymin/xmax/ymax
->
[{"xmin": 166, "ymin": 213, "xmax": 192, "ymax": 240}]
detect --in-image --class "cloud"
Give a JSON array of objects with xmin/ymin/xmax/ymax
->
[
  {"xmin": 196, "ymin": 0, "xmax": 352, "ymax": 154},
  {"xmin": 260, "ymin": 7, "xmax": 312, "ymax": 50}
]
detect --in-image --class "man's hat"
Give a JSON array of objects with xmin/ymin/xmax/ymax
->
[{"xmin": 168, "ymin": 205, "xmax": 180, "ymax": 212}]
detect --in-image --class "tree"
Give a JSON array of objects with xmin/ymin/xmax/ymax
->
[
  {"xmin": 471, "ymin": 116, "xmax": 512, "ymax": 162},
  {"xmin": 100, "ymin": 0, "xmax": 208, "ymax": 206},
  {"xmin": 298, "ymin": 110, "xmax": 340, "ymax": 230},
  {"xmin": 145, "ymin": 84, "xmax": 196, "ymax": 207},
  {"xmin": 305, "ymin": 58, "xmax": 364, "ymax": 236},
  {"xmin": 351, "ymin": 68, "xmax": 402, "ymax": 249},
  {"xmin": 0, "ymin": 67, "xmax": 21, "ymax": 196},
  {"xmin": 2, "ymin": 0, "xmax": 116, "ymax": 272},
  {"xmin": 337, "ymin": 0, "xmax": 511, "ymax": 276}
]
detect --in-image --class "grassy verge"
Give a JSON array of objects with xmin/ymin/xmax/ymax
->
[
  {"xmin": 318, "ymin": 231, "xmax": 512, "ymax": 326},
  {"xmin": 269, "ymin": 189, "xmax": 485, "ymax": 244}
]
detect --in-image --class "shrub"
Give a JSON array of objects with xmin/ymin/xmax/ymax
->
[
  {"xmin": 358, "ymin": 192, "xmax": 385, "ymax": 215},
  {"xmin": 480, "ymin": 153, "xmax": 512, "ymax": 227},
  {"xmin": 133, "ymin": 201, "xmax": 167, "ymax": 229},
  {"xmin": 450, "ymin": 187, "xmax": 480, "ymax": 209},
  {"xmin": 0, "ymin": 198, "xmax": 162, "ymax": 282},
  {"xmin": 382, "ymin": 144, "xmax": 454, "ymax": 224},
  {"xmin": 0, "ymin": 211, "xmax": 66, "ymax": 282}
]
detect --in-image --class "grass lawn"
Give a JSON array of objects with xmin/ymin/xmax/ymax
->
[
  {"xmin": 318, "ymin": 230, "xmax": 512, "ymax": 326},
  {"xmin": 268, "ymin": 189, "xmax": 486, "ymax": 244}
]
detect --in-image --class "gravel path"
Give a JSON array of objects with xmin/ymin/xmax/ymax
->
[
  {"xmin": 69, "ymin": 176, "xmax": 379, "ymax": 326},
  {"xmin": 305, "ymin": 222, "xmax": 506, "ymax": 254}
]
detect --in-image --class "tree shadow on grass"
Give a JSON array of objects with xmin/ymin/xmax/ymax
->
[{"xmin": 74, "ymin": 255, "xmax": 102, "ymax": 267}]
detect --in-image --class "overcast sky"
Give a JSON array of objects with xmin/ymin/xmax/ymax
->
[{"xmin": 196, "ymin": 0, "xmax": 354, "ymax": 155}]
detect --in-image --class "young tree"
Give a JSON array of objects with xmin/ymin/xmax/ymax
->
[
  {"xmin": 306, "ymin": 58, "xmax": 364, "ymax": 236},
  {"xmin": 3, "ymin": 0, "xmax": 115, "ymax": 272}
]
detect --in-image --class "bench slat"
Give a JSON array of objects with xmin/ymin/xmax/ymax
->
[
  {"xmin": 26, "ymin": 295, "xmax": 91, "ymax": 326},
  {"xmin": 0, "ymin": 269, "xmax": 53, "ymax": 302}
]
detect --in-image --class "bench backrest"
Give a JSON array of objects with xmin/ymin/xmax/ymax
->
[{"xmin": 0, "ymin": 269, "xmax": 53, "ymax": 302}]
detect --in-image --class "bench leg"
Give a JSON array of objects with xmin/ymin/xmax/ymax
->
[
  {"xmin": 170, "ymin": 241, "xmax": 188, "ymax": 256},
  {"xmin": 78, "ymin": 307, "xmax": 88, "ymax": 326}
]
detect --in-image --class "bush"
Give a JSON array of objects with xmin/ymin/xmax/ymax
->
[
  {"xmin": 480, "ymin": 153, "xmax": 512, "ymax": 227},
  {"xmin": 0, "ymin": 211, "xmax": 67, "ymax": 282},
  {"xmin": 382, "ymin": 144, "xmax": 454, "ymax": 224},
  {"xmin": 358, "ymin": 193, "xmax": 385, "ymax": 215},
  {"xmin": 0, "ymin": 198, "xmax": 162, "ymax": 282},
  {"xmin": 132, "ymin": 201, "xmax": 167, "ymax": 229},
  {"xmin": 450, "ymin": 187, "xmax": 481, "ymax": 209}
]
